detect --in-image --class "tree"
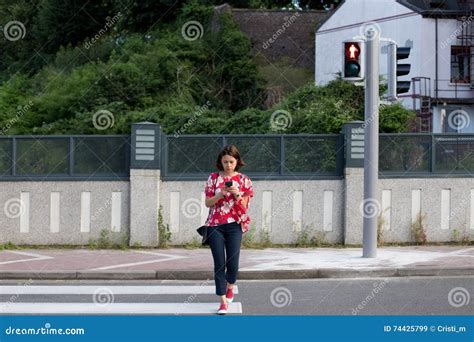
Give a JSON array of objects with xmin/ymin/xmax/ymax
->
[
  {"xmin": 299, "ymin": 0, "xmax": 341, "ymax": 10},
  {"xmin": 34, "ymin": 0, "xmax": 116, "ymax": 53},
  {"xmin": 113, "ymin": 0, "xmax": 187, "ymax": 32}
]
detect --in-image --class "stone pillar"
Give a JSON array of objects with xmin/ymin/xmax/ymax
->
[
  {"xmin": 342, "ymin": 121, "xmax": 365, "ymax": 245},
  {"xmin": 129, "ymin": 122, "xmax": 162, "ymax": 247}
]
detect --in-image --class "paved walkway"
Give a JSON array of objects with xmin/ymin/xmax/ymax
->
[{"xmin": 1, "ymin": 246, "xmax": 473, "ymax": 279}]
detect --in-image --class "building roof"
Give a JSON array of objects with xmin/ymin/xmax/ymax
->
[
  {"xmin": 397, "ymin": 0, "xmax": 473, "ymax": 17},
  {"xmin": 314, "ymin": 0, "xmax": 346, "ymax": 32},
  {"xmin": 316, "ymin": 0, "xmax": 472, "ymax": 34}
]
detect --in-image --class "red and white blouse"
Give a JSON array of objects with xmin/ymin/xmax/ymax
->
[{"xmin": 204, "ymin": 171, "xmax": 254, "ymax": 233}]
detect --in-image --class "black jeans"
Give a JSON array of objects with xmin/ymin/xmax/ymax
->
[{"xmin": 207, "ymin": 222, "xmax": 243, "ymax": 296}]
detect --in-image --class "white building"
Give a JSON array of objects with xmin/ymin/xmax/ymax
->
[{"xmin": 315, "ymin": 0, "xmax": 473, "ymax": 133}]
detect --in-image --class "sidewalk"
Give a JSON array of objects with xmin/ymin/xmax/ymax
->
[{"xmin": 1, "ymin": 246, "xmax": 473, "ymax": 280}]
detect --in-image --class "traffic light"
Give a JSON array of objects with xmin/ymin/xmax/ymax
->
[
  {"xmin": 387, "ymin": 43, "xmax": 411, "ymax": 99},
  {"xmin": 342, "ymin": 40, "xmax": 364, "ymax": 81}
]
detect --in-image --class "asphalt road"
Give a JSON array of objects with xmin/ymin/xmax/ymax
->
[{"xmin": 0, "ymin": 276, "xmax": 472, "ymax": 315}]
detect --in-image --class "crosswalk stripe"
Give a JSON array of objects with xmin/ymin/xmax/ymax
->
[
  {"xmin": 0, "ymin": 302, "xmax": 243, "ymax": 314},
  {"xmin": 0, "ymin": 285, "xmax": 238, "ymax": 295}
]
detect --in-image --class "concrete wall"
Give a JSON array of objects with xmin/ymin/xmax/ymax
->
[
  {"xmin": 1, "ymin": 121, "xmax": 473, "ymax": 246},
  {"xmin": 378, "ymin": 177, "xmax": 474, "ymax": 243},
  {"xmin": 160, "ymin": 178, "xmax": 344, "ymax": 245},
  {"xmin": 1, "ymin": 173, "xmax": 474, "ymax": 246},
  {"xmin": 141, "ymin": 172, "xmax": 474, "ymax": 245},
  {"xmin": 0, "ymin": 181, "xmax": 130, "ymax": 245}
]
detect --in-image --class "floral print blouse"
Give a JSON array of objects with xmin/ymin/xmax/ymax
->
[{"xmin": 204, "ymin": 171, "xmax": 254, "ymax": 233}]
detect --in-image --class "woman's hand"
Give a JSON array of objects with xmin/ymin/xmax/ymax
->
[
  {"xmin": 226, "ymin": 185, "xmax": 240, "ymax": 197},
  {"xmin": 220, "ymin": 187, "xmax": 229, "ymax": 197}
]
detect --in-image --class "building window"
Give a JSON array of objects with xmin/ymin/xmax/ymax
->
[{"xmin": 450, "ymin": 46, "xmax": 471, "ymax": 83}]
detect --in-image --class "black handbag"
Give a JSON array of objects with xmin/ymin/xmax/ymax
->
[
  {"xmin": 196, "ymin": 174, "xmax": 218, "ymax": 246},
  {"xmin": 197, "ymin": 225, "xmax": 209, "ymax": 245}
]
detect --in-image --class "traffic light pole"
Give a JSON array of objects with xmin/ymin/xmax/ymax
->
[
  {"xmin": 387, "ymin": 42, "xmax": 397, "ymax": 101},
  {"xmin": 363, "ymin": 28, "xmax": 379, "ymax": 258},
  {"xmin": 386, "ymin": 39, "xmax": 411, "ymax": 100}
]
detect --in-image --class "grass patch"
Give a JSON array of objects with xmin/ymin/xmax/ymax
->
[
  {"xmin": 0, "ymin": 241, "xmax": 19, "ymax": 250},
  {"xmin": 294, "ymin": 225, "xmax": 327, "ymax": 248},
  {"xmin": 411, "ymin": 212, "xmax": 428, "ymax": 245},
  {"xmin": 87, "ymin": 229, "xmax": 129, "ymax": 250},
  {"xmin": 157, "ymin": 205, "xmax": 171, "ymax": 249}
]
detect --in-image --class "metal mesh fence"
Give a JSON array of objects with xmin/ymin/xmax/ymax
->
[
  {"xmin": 0, "ymin": 139, "xmax": 12, "ymax": 174},
  {"xmin": 0, "ymin": 136, "xmax": 130, "ymax": 179},
  {"xmin": 164, "ymin": 133, "xmax": 474, "ymax": 178},
  {"xmin": 379, "ymin": 134, "xmax": 432, "ymax": 174},
  {"xmin": 284, "ymin": 135, "xmax": 342, "ymax": 174},
  {"xmin": 2, "ymin": 132, "xmax": 474, "ymax": 180},
  {"xmin": 16, "ymin": 138, "xmax": 69, "ymax": 175},
  {"xmin": 166, "ymin": 136, "xmax": 222, "ymax": 174},
  {"xmin": 163, "ymin": 134, "xmax": 344, "ymax": 178},
  {"xmin": 74, "ymin": 137, "xmax": 130, "ymax": 175},
  {"xmin": 434, "ymin": 135, "xmax": 474, "ymax": 173}
]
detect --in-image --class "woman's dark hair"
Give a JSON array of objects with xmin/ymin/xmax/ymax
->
[{"xmin": 216, "ymin": 145, "xmax": 245, "ymax": 171}]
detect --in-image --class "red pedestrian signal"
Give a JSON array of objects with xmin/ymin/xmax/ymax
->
[
  {"xmin": 345, "ymin": 43, "xmax": 360, "ymax": 60},
  {"xmin": 342, "ymin": 40, "xmax": 364, "ymax": 81}
]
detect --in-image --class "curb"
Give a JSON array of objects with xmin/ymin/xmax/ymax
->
[{"xmin": 1, "ymin": 267, "xmax": 473, "ymax": 280}]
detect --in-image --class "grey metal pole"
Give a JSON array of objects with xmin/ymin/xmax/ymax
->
[
  {"xmin": 387, "ymin": 42, "xmax": 396, "ymax": 101},
  {"xmin": 363, "ymin": 28, "xmax": 379, "ymax": 258}
]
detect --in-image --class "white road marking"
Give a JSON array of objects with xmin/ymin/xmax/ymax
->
[
  {"xmin": 0, "ymin": 302, "xmax": 243, "ymax": 314},
  {"xmin": 0, "ymin": 251, "xmax": 53, "ymax": 266},
  {"xmin": 87, "ymin": 251, "xmax": 188, "ymax": 271},
  {"xmin": 0, "ymin": 285, "xmax": 238, "ymax": 295}
]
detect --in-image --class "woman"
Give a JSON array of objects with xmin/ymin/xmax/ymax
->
[{"xmin": 204, "ymin": 144, "xmax": 254, "ymax": 315}]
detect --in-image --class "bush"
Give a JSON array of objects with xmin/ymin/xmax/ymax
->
[
  {"xmin": 379, "ymin": 102, "xmax": 416, "ymax": 133},
  {"xmin": 0, "ymin": 2, "xmax": 415, "ymax": 136}
]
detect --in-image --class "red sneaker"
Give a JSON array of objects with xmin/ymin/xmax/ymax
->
[
  {"xmin": 217, "ymin": 303, "xmax": 228, "ymax": 315},
  {"xmin": 226, "ymin": 288, "xmax": 234, "ymax": 303}
]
